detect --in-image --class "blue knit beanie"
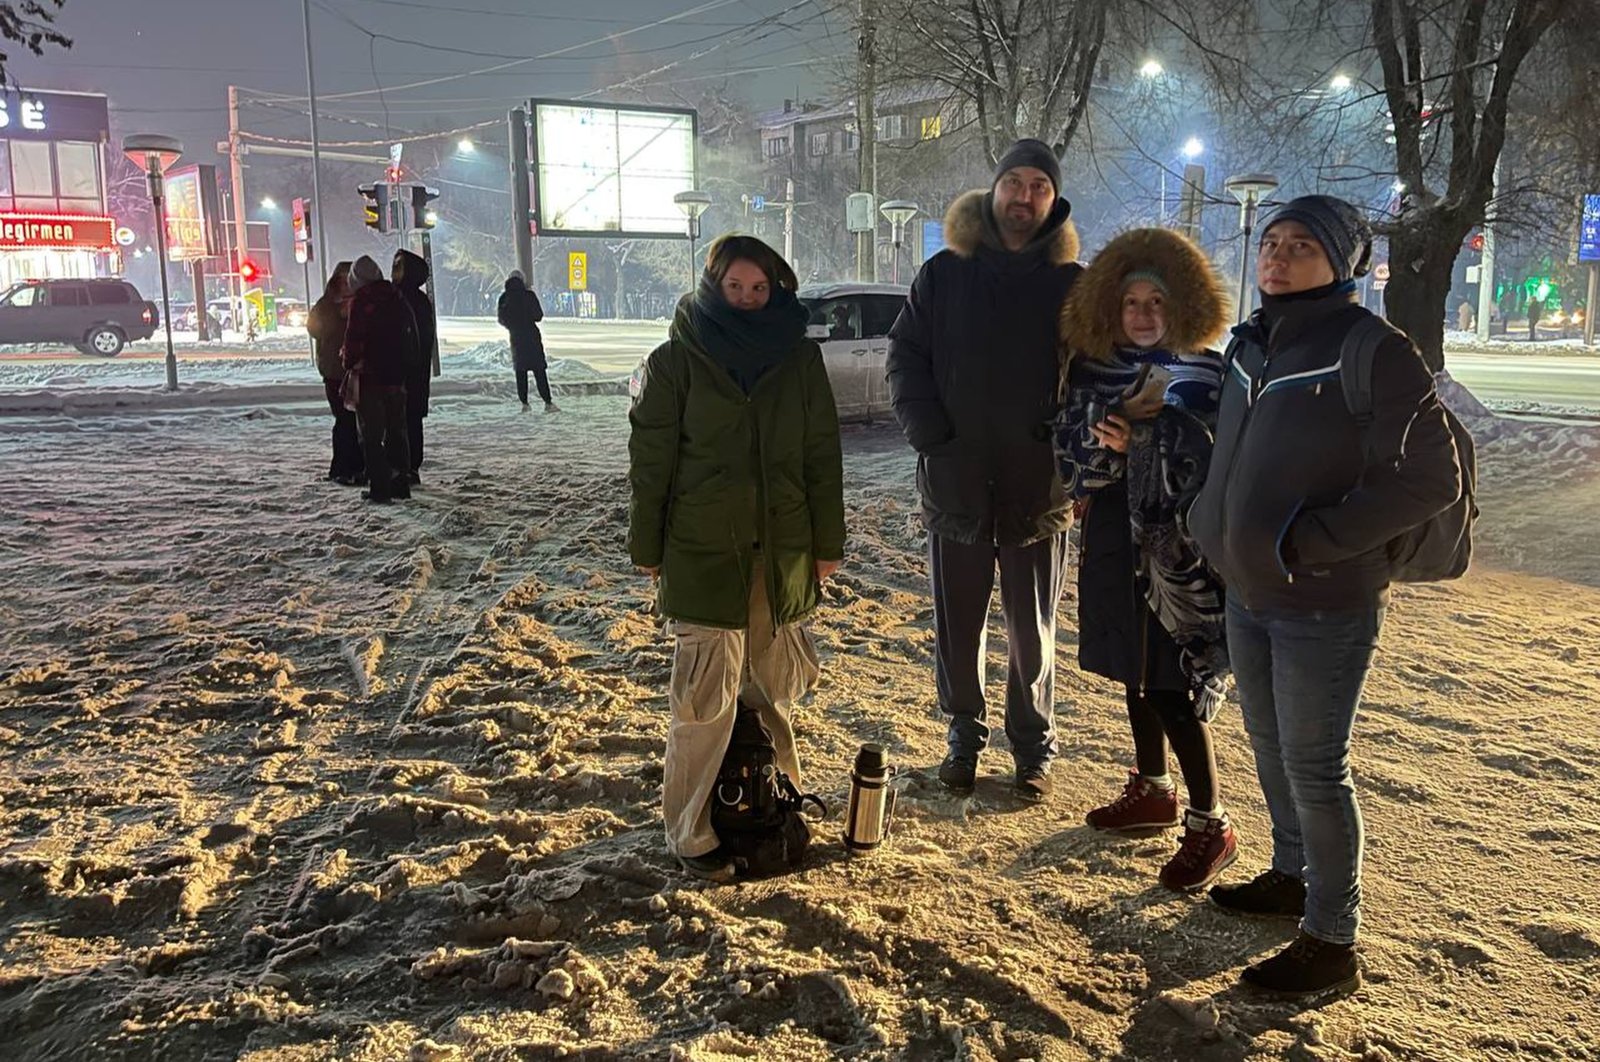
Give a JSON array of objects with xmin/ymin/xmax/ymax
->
[{"xmin": 1260, "ymin": 195, "xmax": 1373, "ymax": 281}]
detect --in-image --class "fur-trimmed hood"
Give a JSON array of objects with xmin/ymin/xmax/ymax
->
[
  {"xmin": 1060, "ymin": 227, "xmax": 1231, "ymax": 360},
  {"xmin": 942, "ymin": 189, "xmax": 1080, "ymax": 267}
]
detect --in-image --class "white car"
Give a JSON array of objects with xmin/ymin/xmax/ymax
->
[{"xmin": 626, "ymin": 282, "xmax": 910, "ymax": 422}]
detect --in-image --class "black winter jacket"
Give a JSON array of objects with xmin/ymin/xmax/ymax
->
[
  {"xmin": 1188, "ymin": 291, "xmax": 1462, "ymax": 612},
  {"xmin": 886, "ymin": 190, "xmax": 1082, "ymax": 546},
  {"xmin": 394, "ymin": 250, "xmax": 438, "ymax": 416},
  {"xmin": 498, "ymin": 278, "xmax": 545, "ymax": 370}
]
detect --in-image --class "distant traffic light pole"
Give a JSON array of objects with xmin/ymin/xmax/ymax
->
[{"xmin": 301, "ymin": 0, "xmax": 330, "ymax": 282}]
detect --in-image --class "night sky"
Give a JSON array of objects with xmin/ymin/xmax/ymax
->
[{"xmin": 10, "ymin": 0, "xmax": 842, "ymax": 163}]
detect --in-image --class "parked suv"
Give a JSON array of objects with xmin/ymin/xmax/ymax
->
[{"xmin": 0, "ymin": 278, "xmax": 159, "ymax": 356}]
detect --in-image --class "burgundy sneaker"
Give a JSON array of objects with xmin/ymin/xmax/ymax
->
[
  {"xmin": 1085, "ymin": 772, "xmax": 1181, "ymax": 832},
  {"xmin": 1160, "ymin": 809, "xmax": 1239, "ymax": 892}
]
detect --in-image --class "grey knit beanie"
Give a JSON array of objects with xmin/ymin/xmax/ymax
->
[
  {"xmin": 993, "ymin": 138, "xmax": 1062, "ymax": 197},
  {"xmin": 348, "ymin": 255, "xmax": 384, "ymax": 293},
  {"xmin": 1260, "ymin": 195, "xmax": 1373, "ymax": 281}
]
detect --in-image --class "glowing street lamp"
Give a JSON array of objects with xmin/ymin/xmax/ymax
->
[
  {"xmin": 1226, "ymin": 172, "xmax": 1280, "ymax": 322},
  {"xmin": 458, "ymin": 138, "xmax": 475, "ymax": 154},
  {"xmin": 673, "ymin": 190, "xmax": 712, "ymax": 290},
  {"xmin": 260, "ymin": 196, "xmax": 278, "ymax": 210},
  {"xmin": 879, "ymin": 199, "xmax": 920, "ymax": 284},
  {"xmin": 122, "ymin": 133, "xmax": 184, "ymax": 392},
  {"xmin": 1182, "ymin": 137, "xmax": 1205, "ymax": 160},
  {"xmin": 1139, "ymin": 59, "xmax": 1164, "ymax": 78},
  {"xmin": 1331, "ymin": 73, "xmax": 1353, "ymax": 91}
]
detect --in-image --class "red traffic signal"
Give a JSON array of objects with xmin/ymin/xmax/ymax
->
[
  {"xmin": 1469, "ymin": 233, "xmax": 1485, "ymax": 252},
  {"xmin": 239, "ymin": 258, "xmax": 261, "ymax": 283}
]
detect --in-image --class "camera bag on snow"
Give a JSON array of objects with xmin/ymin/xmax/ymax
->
[{"xmin": 710, "ymin": 702, "xmax": 826, "ymax": 877}]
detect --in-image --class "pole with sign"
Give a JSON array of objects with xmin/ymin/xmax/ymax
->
[
  {"xmin": 568, "ymin": 251, "xmax": 587, "ymax": 292},
  {"xmin": 292, "ymin": 197, "xmax": 314, "ymax": 344},
  {"xmin": 1579, "ymin": 193, "xmax": 1599, "ymax": 348}
]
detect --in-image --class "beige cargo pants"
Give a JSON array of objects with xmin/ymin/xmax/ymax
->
[{"xmin": 662, "ymin": 560, "xmax": 822, "ymax": 859}]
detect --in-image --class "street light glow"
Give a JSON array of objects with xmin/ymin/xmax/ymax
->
[
  {"xmin": 1331, "ymin": 73, "xmax": 1353, "ymax": 91},
  {"xmin": 458, "ymin": 138, "xmax": 475, "ymax": 153},
  {"xmin": 1393, "ymin": 180, "xmax": 1407, "ymax": 193},
  {"xmin": 1139, "ymin": 59, "xmax": 1164, "ymax": 78},
  {"xmin": 260, "ymin": 196, "xmax": 277, "ymax": 210},
  {"xmin": 1182, "ymin": 137, "xmax": 1205, "ymax": 159}
]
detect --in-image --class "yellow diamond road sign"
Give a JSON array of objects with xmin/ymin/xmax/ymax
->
[{"xmin": 568, "ymin": 252, "xmax": 587, "ymax": 291}]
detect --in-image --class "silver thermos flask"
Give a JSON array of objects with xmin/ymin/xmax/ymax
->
[{"xmin": 843, "ymin": 743, "xmax": 896, "ymax": 853}]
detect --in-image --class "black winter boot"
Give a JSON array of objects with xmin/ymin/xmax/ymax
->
[
  {"xmin": 1209, "ymin": 868, "xmax": 1306, "ymax": 919},
  {"xmin": 937, "ymin": 754, "xmax": 977, "ymax": 794},
  {"xmin": 1241, "ymin": 932, "xmax": 1360, "ymax": 995}
]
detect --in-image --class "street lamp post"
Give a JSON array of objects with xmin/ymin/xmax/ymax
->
[
  {"xmin": 673, "ymin": 190, "xmax": 712, "ymax": 292},
  {"xmin": 1225, "ymin": 173, "xmax": 1280, "ymax": 322},
  {"xmin": 122, "ymin": 134, "xmax": 184, "ymax": 392},
  {"xmin": 880, "ymin": 199, "xmax": 920, "ymax": 284},
  {"xmin": 1162, "ymin": 137, "xmax": 1205, "ymax": 226}
]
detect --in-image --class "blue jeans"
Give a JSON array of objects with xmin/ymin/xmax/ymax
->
[{"xmin": 1226, "ymin": 595, "xmax": 1385, "ymax": 945}]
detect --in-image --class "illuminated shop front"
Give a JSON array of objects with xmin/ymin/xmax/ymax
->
[{"xmin": 0, "ymin": 88, "xmax": 116, "ymax": 290}]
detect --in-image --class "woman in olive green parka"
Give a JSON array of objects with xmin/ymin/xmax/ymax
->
[{"xmin": 628, "ymin": 235, "xmax": 845, "ymax": 882}]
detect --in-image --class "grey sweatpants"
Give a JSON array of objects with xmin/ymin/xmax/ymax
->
[
  {"xmin": 662, "ymin": 561, "xmax": 821, "ymax": 858},
  {"xmin": 930, "ymin": 531, "xmax": 1069, "ymax": 768}
]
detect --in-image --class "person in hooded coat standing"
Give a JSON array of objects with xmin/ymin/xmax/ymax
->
[
  {"xmin": 1054, "ymin": 227, "xmax": 1237, "ymax": 893},
  {"xmin": 628, "ymin": 234, "xmax": 845, "ymax": 883},
  {"xmin": 308, "ymin": 260, "xmax": 364, "ymax": 485},
  {"xmin": 498, "ymin": 273, "xmax": 556, "ymax": 412},
  {"xmin": 392, "ymin": 249, "xmax": 438, "ymax": 482},
  {"xmin": 342, "ymin": 254, "xmax": 417, "ymax": 504}
]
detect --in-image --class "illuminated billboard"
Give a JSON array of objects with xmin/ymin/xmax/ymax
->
[
  {"xmin": 0, "ymin": 213, "xmax": 115, "ymax": 249},
  {"xmin": 163, "ymin": 164, "xmax": 222, "ymax": 261},
  {"xmin": 1580, "ymin": 194, "xmax": 1600, "ymax": 264},
  {"xmin": 529, "ymin": 100, "xmax": 697, "ymax": 239}
]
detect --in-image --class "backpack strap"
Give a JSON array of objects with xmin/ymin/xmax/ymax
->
[{"xmin": 1338, "ymin": 314, "xmax": 1400, "ymax": 464}]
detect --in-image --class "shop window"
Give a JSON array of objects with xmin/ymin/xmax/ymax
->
[
  {"xmin": 10, "ymin": 141, "xmax": 52, "ymax": 197},
  {"xmin": 55, "ymin": 142, "xmax": 100, "ymax": 201}
]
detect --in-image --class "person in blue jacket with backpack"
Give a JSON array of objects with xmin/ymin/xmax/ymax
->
[{"xmin": 1188, "ymin": 195, "xmax": 1464, "ymax": 996}]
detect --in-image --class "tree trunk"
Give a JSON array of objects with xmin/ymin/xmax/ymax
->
[{"xmin": 1383, "ymin": 223, "xmax": 1461, "ymax": 374}]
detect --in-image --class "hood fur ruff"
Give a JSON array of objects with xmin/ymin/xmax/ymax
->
[
  {"xmin": 1060, "ymin": 227, "xmax": 1232, "ymax": 361},
  {"xmin": 942, "ymin": 189, "xmax": 1080, "ymax": 266}
]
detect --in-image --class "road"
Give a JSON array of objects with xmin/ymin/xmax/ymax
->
[
  {"xmin": 1, "ymin": 319, "xmax": 1596, "ymax": 410},
  {"xmin": 1441, "ymin": 350, "xmax": 1600, "ymax": 410}
]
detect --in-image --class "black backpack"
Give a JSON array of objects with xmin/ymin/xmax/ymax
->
[
  {"xmin": 1339, "ymin": 315, "xmax": 1478, "ymax": 582},
  {"xmin": 710, "ymin": 703, "xmax": 826, "ymax": 877}
]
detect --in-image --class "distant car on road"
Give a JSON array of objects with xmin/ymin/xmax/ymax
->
[
  {"xmin": 0, "ymin": 278, "xmax": 159, "ymax": 356},
  {"xmin": 626, "ymin": 282, "xmax": 910, "ymax": 421},
  {"xmin": 276, "ymin": 297, "xmax": 308, "ymax": 329}
]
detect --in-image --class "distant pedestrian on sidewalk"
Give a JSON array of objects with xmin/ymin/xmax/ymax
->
[
  {"xmin": 308, "ymin": 260, "xmax": 364, "ymax": 486},
  {"xmin": 886, "ymin": 138, "xmax": 1082, "ymax": 803},
  {"xmin": 342, "ymin": 255, "xmax": 419, "ymax": 504},
  {"xmin": 392, "ymin": 249, "xmax": 438, "ymax": 483},
  {"xmin": 1189, "ymin": 195, "xmax": 1462, "ymax": 996},
  {"xmin": 628, "ymin": 235, "xmax": 844, "ymax": 883},
  {"xmin": 1054, "ymin": 227, "xmax": 1237, "ymax": 893},
  {"xmin": 498, "ymin": 272, "xmax": 556, "ymax": 412}
]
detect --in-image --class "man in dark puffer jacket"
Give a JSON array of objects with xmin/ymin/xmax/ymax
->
[
  {"xmin": 342, "ymin": 255, "xmax": 418, "ymax": 504},
  {"xmin": 1189, "ymin": 195, "xmax": 1461, "ymax": 996},
  {"xmin": 887, "ymin": 139, "xmax": 1082, "ymax": 803}
]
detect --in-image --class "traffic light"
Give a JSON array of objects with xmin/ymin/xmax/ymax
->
[
  {"xmin": 1470, "ymin": 233, "xmax": 1485, "ymax": 252},
  {"xmin": 358, "ymin": 183, "xmax": 390, "ymax": 233},
  {"xmin": 239, "ymin": 258, "xmax": 261, "ymax": 283},
  {"xmin": 410, "ymin": 184, "xmax": 440, "ymax": 230}
]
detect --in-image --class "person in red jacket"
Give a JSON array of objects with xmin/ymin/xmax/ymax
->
[{"xmin": 341, "ymin": 255, "xmax": 418, "ymax": 504}]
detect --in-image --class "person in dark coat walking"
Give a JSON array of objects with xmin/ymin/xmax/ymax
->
[
  {"xmin": 342, "ymin": 255, "xmax": 418, "ymax": 504},
  {"xmin": 308, "ymin": 260, "xmax": 364, "ymax": 485},
  {"xmin": 498, "ymin": 273, "xmax": 556, "ymax": 412},
  {"xmin": 1055, "ymin": 227, "xmax": 1236, "ymax": 893},
  {"xmin": 1189, "ymin": 195, "xmax": 1462, "ymax": 996},
  {"xmin": 392, "ymin": 249, "xmax": 438, "ymax": 482},
  {"xmin": 886, "ymin": 139, "xmax": 1082, "ymax": 802}
]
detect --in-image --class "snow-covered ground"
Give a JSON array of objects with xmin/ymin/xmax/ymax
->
[
  {"xmin": 0, "ymin": 392, "xmax": 1597, "ymax": 1060},
  {"xmin": 1444, "ymin": 329, "xmax": 1598, "ymax": 357}
]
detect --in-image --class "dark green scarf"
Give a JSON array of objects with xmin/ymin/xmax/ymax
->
[{"xmin": 688, "ymin": 277, "xmax": 808, "ymax": 394}]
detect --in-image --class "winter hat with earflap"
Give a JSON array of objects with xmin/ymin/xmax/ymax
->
[
  {"xmin": 993, "ymin": 138, "xmax": 1062, "ymax": 198},
  {"xmin": 348, "ymin": 255, "xmax": 384, "ymax": 293},
  {"xmin": 1259, "ymin": 194, "xmax": 1373, "ymax": 282}
]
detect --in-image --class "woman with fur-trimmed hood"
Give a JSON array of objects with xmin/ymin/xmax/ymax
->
[{"xmin": 1054, "ymin": 226, "xmax": 1236, "ymax": 892}]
